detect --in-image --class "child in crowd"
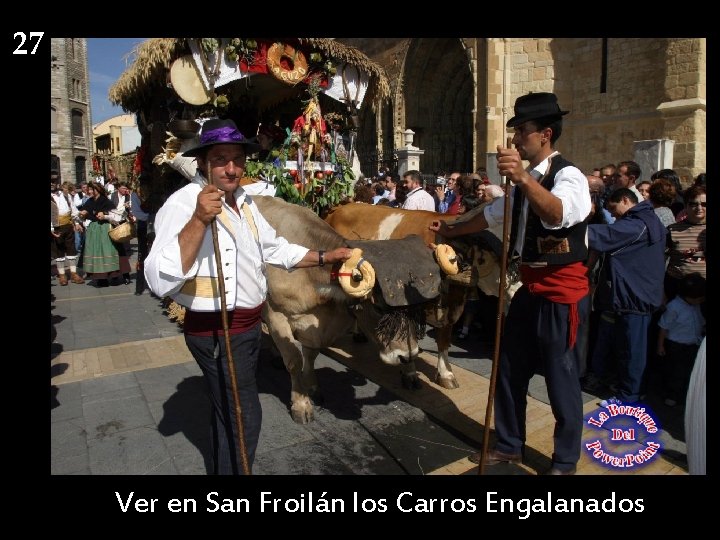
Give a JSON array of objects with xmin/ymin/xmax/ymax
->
[{"xmin": 657, "ymin": 272, "xmax": 705, "ymax": 407}]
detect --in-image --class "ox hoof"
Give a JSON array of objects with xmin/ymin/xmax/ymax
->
[
  {"xmin": 352, "ymin": 332, "xmax": 369, "ymax": 343},
  {"xmin": 435, "ymin": 374, "xmax": 459, "ymax": 390},
  {"xmin": 401, "ymin": 373, "xmax": 422, "ymax": 390},
  {"xmin": 290, "ymin": 401, "xmax": 315, "ymax": 424}
]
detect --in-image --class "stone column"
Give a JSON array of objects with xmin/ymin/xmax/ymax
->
[
  {"xmin": 484, "ymin": 38, "xmax": 508, "ymax": 186},
  {"xmin": 633, "ymin": 139, "xmax": 675, "ymax": 180},
  {"xmin": 396, "ymin": 129, "xmax": 425, "ymax": 178}
]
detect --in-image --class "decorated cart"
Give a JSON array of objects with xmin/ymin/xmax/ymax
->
[{"xmin": 109, "ymin": 38, "xmax": 389, "ymax": 214}]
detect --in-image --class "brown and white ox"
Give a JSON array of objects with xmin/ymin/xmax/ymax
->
[
  {"xmin": 253, "ymin": 196, "xmax": 443, "ymax": 424},
  {"xmin": 325, "ymin": 203, "xmax": 505, "ymax": 391}
]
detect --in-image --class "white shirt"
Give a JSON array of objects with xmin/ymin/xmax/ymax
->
[
  {"xmin": 402, "ymin": 187, "xmax": 436, "ymax": 212},
  {"xmin": 52, "ymin": 191, "xmax": 77, "ymax": 217},
  {"xmin": 110, "ymin": 193, "xmax": 128, "ymax": 223},
  {"xmin": 144, "ymin": 176, "xmax": 308, "ymax": 311},
  {"xmin": 484, "ymin": 151, "xmax": 591, "ymax": 257}
]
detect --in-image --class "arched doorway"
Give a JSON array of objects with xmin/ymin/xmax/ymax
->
[{"xmin": 401, "ymin": 39, "xmax": 473, "ymax": 175}]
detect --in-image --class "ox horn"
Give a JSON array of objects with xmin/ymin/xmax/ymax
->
[
  {"xmin": 338, "ymin": 248, "xmax": 376, "ymax": 299},
  {"xmin": 434, "ymin": 243, "xmax": 459, "ymax": 275}
]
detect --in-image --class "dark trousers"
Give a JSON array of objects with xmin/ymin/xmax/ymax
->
[
  {"xmin": 590, "ymin": 311, "xmax": 619, "ymax": 378},
  {"xmin": 615, "ymin": 312, "xmax": 651, "ymax": 403},
  {"xmin": 662, "ymin": 339, "xmax": 699, "ymax": 403},
  {"xmin": 51, "ymin": 223, "xmax": 78, "ymax": 259},
  {"xmin": 494, "ymin": 286, "xmax": 590, "ymax": 471},
  {"xmin": 184, "ymin": 324, "xmax": 262, "ymax": 475},
  {"xmin": 135, "ymin": 220, "xmax": 148, "ymax": 293}
]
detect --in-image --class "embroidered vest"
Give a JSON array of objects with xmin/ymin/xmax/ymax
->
[{"xmin": 508, "ymin": 155, "xmax": 588, "ymax": 265}]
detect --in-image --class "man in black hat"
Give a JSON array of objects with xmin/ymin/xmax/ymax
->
[
  {"xmin": 430, "ymin": 92, "xmax": 591, "ymax": 475},
  {"xmin": 144, "ymin": 118, "xmax": 352, "ymax": 475}
]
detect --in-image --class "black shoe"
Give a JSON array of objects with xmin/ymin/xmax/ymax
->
[
  {"xmin": 96, "ymin": 279, "xmax": 109, "ymax": 288},
  {"xmin": 134, "ymin": 291, "xmax": 143, "ymax": 296},
  {"xmin": 123, "ymin": 273, "xmax": 132, "ymax": 285},
  {"xmin": 543, "ymin": 465, "xmax": 577, "ymax": 475}
]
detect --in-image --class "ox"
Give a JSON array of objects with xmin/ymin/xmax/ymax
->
[
  {"xmin": 253, "ymin": 196, "xmax": 444, "ymax": 424},
  {"xmin": 326, "ymin": 203, "xmax": 506, "ymax": 390}
]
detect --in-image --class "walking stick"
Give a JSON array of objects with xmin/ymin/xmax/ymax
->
[
  {"xmin": 478, "ymin": 137, "xmax": 513, "ymax": 475},
  {"xmin": 208, "ymin": 170, "xmax": 251, "ymax": 475}
]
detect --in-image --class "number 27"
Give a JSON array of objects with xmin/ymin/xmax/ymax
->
[{"xmin": 13, "ymin": 32, "xmax": 44, "ymax": 55}]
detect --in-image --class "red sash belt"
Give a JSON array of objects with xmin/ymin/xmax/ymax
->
[
  {"xmin": 184, "ymin": 303, "xmax": 264, "ymax": 336},
  {"xmin": 520, "ymin": 261, "xmax": 589, "ymax": 349}
]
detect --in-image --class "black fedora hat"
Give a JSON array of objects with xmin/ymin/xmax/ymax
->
[
  {"xmin": 506, "ymin": 92, "xmax": 569, "ymax": 127},
  {"xmin": 183, "ymin": 118, "xmax": 261, "ymax": 158}
]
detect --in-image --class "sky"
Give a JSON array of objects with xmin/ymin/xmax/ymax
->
[{"xmin": 87, "ymin": 38, "xmax": 148, "ymax": 125}]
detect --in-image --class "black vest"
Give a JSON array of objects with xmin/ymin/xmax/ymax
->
[{"xmin": 508, "ymin": 154, "xmax": 588, "ymax": 265}]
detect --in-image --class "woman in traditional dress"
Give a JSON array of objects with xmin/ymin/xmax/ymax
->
[{"xmin": 77, "ymin": 182, "xmax": 120, "ymax": 287}]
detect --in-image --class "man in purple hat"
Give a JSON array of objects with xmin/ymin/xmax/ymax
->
[
  {"xmin": 144, "ymin": 118, "xmax": 352, "ymax": 475},
  {"xmin": 430, "ymin": 92, "xmax": 591, "ymax": 475}
]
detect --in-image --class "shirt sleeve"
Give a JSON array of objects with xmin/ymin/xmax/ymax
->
[
  {"xmin": 252, "ymin": 205, "xmax": 309, "ymax": 270},
  {"xmin": 542, "ymin": 165, "xmax": 591, "ymax": 230},
  {"xmin": 143, "ymin": 191, "xmax": 200, "ymax": 298},
  {"xmin": 588, "ymin": 219, "xmax": 646, "ymax": 253}
]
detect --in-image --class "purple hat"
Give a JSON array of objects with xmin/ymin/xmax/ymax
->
[{"xmin": 182, "ymin": 118, "xmax": 261, "ymax": 157}]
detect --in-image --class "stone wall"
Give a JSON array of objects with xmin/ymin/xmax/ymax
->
[
  {"xmin": 658, "ymin": 38, "xmax": 706, "ymax": 185},
  {"xmin": 336, "ymin": 38, "xmax": 705, "ymax": 183},
  {"xmin": 489, "ymin": 38, "xmax": 705, "ymax": 183}
]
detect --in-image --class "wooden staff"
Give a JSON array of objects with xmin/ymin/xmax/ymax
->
[
  {"xmin": 203, "ymin": 62, "xmax": 250, "ymax": 472},
  {"xmin": 478, "ymin": 136, "xmax": 513, "ymax": 475},
  {"xmin": 208, "ymin": 169, "xmax": 251, "ymax": 475}
]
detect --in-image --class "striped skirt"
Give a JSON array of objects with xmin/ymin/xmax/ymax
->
[{"xmin": 82, "ymin": 221, "xmax": 119, "ymax": 274}]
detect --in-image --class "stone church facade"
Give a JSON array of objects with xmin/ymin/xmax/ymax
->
[
  {"xmin": 51, "ymin": 38, "xmax": 93, "ymax": 185},
  {"xmin": 342, "ymin": 38, "xmax": 705, "ymax": 186}
]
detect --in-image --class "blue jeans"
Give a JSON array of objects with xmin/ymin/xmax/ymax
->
[
  {"xmin": 615, "ymin": 312, "xmax": 651, "ymax": 403},
  {"xmin": 75, "ymin": 230, "xmax": 84, "ymax": 254},
  {"xmin": 184, "ymin": 324, "xmax": 263, "ymax": 475}
]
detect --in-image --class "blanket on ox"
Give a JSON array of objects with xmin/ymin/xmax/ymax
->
[{"xmin": 346, "ymin": 235, "xmax": 441, "ymax": 307}]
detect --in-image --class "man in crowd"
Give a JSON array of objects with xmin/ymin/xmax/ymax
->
[{"xmin": 401, "ymin": 169, "xmax": 436, "ymax": 211}]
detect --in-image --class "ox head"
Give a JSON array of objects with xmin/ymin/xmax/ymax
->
[
  {"xmin": 340, "ymin": 236, "xmax": 444, "ymax": 366},
  {"xmin": 441, "ymin": 231, "xmax": 509, "ymax": 297}
]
